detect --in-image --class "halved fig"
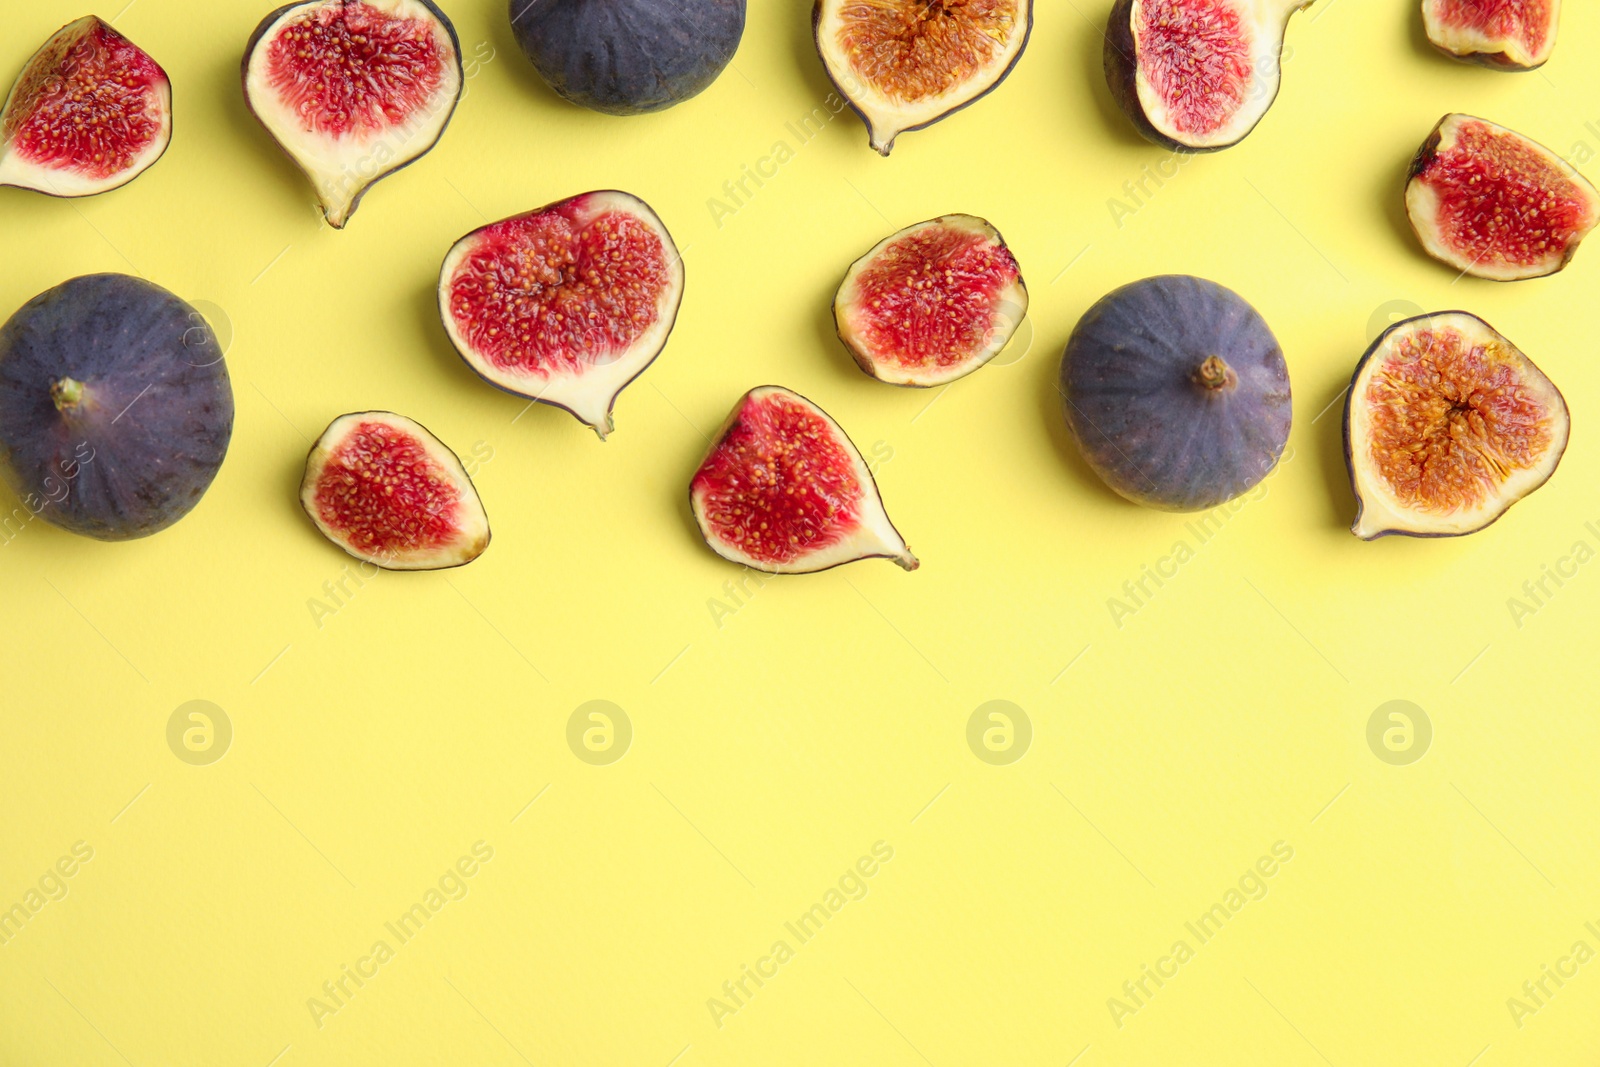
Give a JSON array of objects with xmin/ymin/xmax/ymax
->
[
  {"xmin": 813, "ymin": 0, "xmax": 1033, "ymax": 156},
  {"xmin": 1105, "ymin": 0, "xmax": 1310, "ymax": 151},
  {"xmin": 690, "ymin": 386, "xmax": 917, "ymax": 574},
  {"xmin": 300, "ymin": 411, "xmax": 489, "ymax": 569},
  {"xmin": 1344, "ymin": 312, "xmax": 1567, "ymax": 539},
  {"xmin": 1422, "ymin": 0, "xmax": 1558, "ymax": 70},
  {"xmin": 1406, "ymin": 113, "xmax": 1599, "ymax": 282},
  {"xmin": 243, "ymin": 0, "xmax": 463, "ymax": 228},
  {"xmin": 0, "ymin": 16, "xmax": 171, "ymax": 197},
  {"xmin": 438, "ymin": 190, "xmax": 684, "ymax": 440},
  {"xmin": 834, "ymin": 214, "xmax": 1026, "ymax": 387}
]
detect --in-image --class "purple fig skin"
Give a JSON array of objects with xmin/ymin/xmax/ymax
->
[
  {"xmin": 1405, "ymin": 122, "xmax": 1445, "ymax": 184},
  {"xmin": 1060, "ymin": 275, "xmax": 1291, "ymax": 512},
  {"xmin": 812, "ymin": 0, "xmax": 1034, "ymax": 157},
  {"xmin": 241, "ymin": 0, "xmax": 464, "ymax": 228},
  {"xmin": 0, "ymin": 274, "xmax": 234, "ymax": 541},
  {"xmin": 509, "ymin": 0, "xmax": 746, "ymax": 115},
  {"xmin": 1102, "ymin": 0, "xmax": 1191, "ymax": 152}
]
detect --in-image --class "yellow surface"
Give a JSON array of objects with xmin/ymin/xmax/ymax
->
[{"xmin": 3, "ymin": 1, "xmax": 1599, "ymax": 1064}]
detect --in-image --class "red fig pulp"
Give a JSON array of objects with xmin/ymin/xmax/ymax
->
[
  {"xmin": 1406, "ymin": 114, "xmax": 1600, "ymax": 281},
  {"xmin": 439, "ymin": 190, "xmax": 684, "ymax": 440},
  {"xmin": 243, "ymin": 0, "xmax": 463, "ymax": 227},
  {"xmin": 0, "ymin": 16, "xmax": 172, "ymax": 197},
  {"xmin": 301, "ymin": 411, "xmax": 489, "ymax": 570},
  {"xmin": 1423, "ymin": 0, "xmax": 1558, "ymax": 70},
  {"xmin": 1104, "ymin": 0, "xmax": 1309, "ymax": 151},
  {"xmin": 690, "ymin": 386, "xmax": 916, "ymax": 574},
  {"xmin": 835, "ymin": 214, "xmax": 1026, "ymax": 387}
]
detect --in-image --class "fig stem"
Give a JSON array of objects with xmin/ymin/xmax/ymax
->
[
  {"xmin": 1196, "ymin": 356, "xmax": 1230, "ymax": 390},
  {"xmin": 51, "ymin": 377, "xmax": 85, "ymax": 412}
]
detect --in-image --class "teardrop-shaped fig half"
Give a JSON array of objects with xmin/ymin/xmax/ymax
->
[
  {"xmin": 835, "ymin": 214, "xmax": 1026, "ymax": 387},
  {"xmin": 439, "ymin": 190, "xmax": 684, "ymax": 441},
  {"xmin": 0, "ymin": 16, "xmax": 172, "ymax": 197},
  {"xmin": 1344, "ymin": 312, "xmax": 1567, "ymax": 539},
  {"xmin": 1061, "ymin": 275, "xmax": 1292, "ymax": 512},
  {"xmin": 813, "ymin": 0, "xmax": 1032, "ymax": 156},
  {"xmin": 691, "ymin": 386, "xmax": 917, "ymax": 574},
  {"xmin": 1422, "ymin": 0, "xmax": 1558, "ymax": 70},
  {"xmin": 1105, "ymin": 0, "xmax": 1310, "ymax": 151},
  {"xmin": 243, "ymin": 0, "xmax": 463, "ymax": 228},
  {"xmin": 1406, "ymin": 113, "xmax": 1599, "ymax": 281},
  {"xmin": 300, "ymin": 411, "xmax": 490, "ymax": 570}
]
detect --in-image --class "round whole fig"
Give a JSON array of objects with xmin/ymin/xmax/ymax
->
[
  {"xmin": 0, "ymin": 275, "xmax": 234, "ymax": 540},
  {"xmin": 1060, "ymin": 275, "xmax": 1292, "ymax": 512},
  {"xmin": 509, "ymin": 0, "xmax": 746, "ymax": 115}
]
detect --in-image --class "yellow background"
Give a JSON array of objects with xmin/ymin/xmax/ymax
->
[{"xmin": 3, "ymin": 0, "xmax": 1599, "ymax": 1063}]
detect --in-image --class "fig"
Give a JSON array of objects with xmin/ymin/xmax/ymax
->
[
  {"xmin": 438, "ymin": 190, "xmax": 684, "ymax": 440},
  {"xmin": 1422, "ymin": 0, "xmax": 1558, "ymax": 70},
  {"xmin": 0, "ymin": 16, "xmax": 172, "ymax": 197},
  {"xmin": 509, "ymin": 0, "xmax": 746, "ymax": 116},
  {"xmin": 1406, "ymin": 113, "xmax": 1599, "ymax": 282},
  {"xmin": 834, "ymin": 214, "xmax": 1027, "ymax": 387},
  {"xmin": 1104, "ymin": 0, "xmax": 1309, "ymax": 151},
  {"xmin": 1060, "ymin": 275, "xmax": 1292, "ymax": 511},
  {"xmin": 1344, "ymin": 312, "xmax": 1567, "ymax": 540},
  {"xmin": 0, "ymin": 275, "xmax": 234, "ymax": 541},
  {"xmin": 243, "ymin": 0, "xmax": 463, "ymax": 228},
  {"xmin": 300, "ymin": 411, "xmax": 489, "ymax": 569},
  {"xmin": 813, "ymin": 0, "xmax": 1033, "ymax": 156},
  {"xmin": 690, "ymin": 385, "xmax": 917, "ymax": 573}
]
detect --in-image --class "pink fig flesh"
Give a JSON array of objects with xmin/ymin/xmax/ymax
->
[
  {"xmin": 1406, "ymin": 114, "xmax": 1600, "ymax": 281},
  {"xmin": 300, "ymin": 411, "xmax": 489, "ymax": 570},
  {"xmin": 265, "ymin": 3, "xmax": 447, "ymax": 136},
  {"xmin": 438, "ymin": 190, "xmax": 684, "ymax": 440},
  {"xmin": 0, "ymin": 16, "xmax": 172, "ymax": 197},
  {"xmin": 835, "ymin": 214, "xmax": 1027, "ymax": 387},
  {"xmin": 690, "ymin": 385, "xmax": 916, "ymax": 574},
  {"xmin": 1104, "ymin": 0, "xmax": 1308, "ymax": 151}
]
